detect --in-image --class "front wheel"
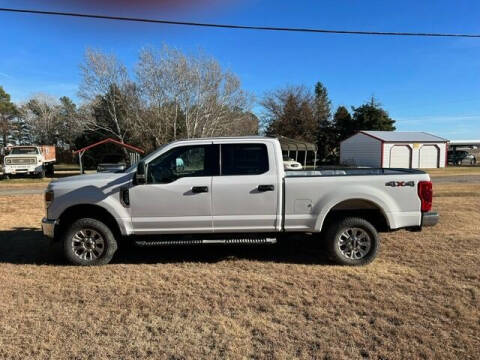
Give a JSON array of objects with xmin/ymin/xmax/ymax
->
[
  {"xmin": 63, "ymin": 218, "xmax": 118, "ymax": 265},
  {"xmin": 45, "ymin": 164, "xmax": 55, "ymax": 177},
  {"xmin": 324, "ymin": 217, "xmax": 379, "ymax": 266}
]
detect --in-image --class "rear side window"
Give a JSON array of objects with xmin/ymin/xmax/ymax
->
[{"xmin": 221, "ymin": 143, "xmax": 269, "ymax": 175}]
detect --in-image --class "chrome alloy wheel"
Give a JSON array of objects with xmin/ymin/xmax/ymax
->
[
  {"xmin": 337, "ymin": 227, "xmax": 372, "ymax": 260},
  {"xmin": 71, "ymin": 228, "xmax": 105, "ymax": 261}
]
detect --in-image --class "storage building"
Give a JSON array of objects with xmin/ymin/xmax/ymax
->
[{"xmin": 340, "ymin": 131, "xmax": 448, "ymax": 168}]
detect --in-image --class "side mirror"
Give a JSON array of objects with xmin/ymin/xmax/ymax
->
[{"xmin": 136, "ymin": 161, "xmax": 146, "ymax": 184}]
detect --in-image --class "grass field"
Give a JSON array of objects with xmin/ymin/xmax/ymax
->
[
  {"xmin": 427, "ymin": 166, "xmax": 480, "ymax": 177},
  {"xmin": 0, "ymin": 178, "xmax": 479, "ymax": 359}
]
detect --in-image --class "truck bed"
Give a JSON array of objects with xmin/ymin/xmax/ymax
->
[
  {"xmin": 285, "ymin": 168, "xmax": 426, "ymax": 177},
  {"xmin": 283, "ymin": 168, "xmax": 431, "ymax": 232}
]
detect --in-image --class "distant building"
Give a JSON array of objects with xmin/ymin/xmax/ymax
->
[{"xmin": 340, "ymin": 131, "xmax": 448, "ymax": 168}]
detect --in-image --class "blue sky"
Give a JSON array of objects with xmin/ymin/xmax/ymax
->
[{"xmin": 0, "ymin": 0, "xmax": 479, "ymax": 139}]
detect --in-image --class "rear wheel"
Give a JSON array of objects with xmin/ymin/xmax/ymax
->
[
  {"xmin": 45, "ymin": 163, "xmax": 55, "ymax": 177},
  {"xmin": 325, "ymin": 217, "xmax": 379, "ymax": 266},
  {"xmin": 63, "ymin": 218, "xmax": 118, "ymax": 265}
]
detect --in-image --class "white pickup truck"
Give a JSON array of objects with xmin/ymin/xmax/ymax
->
[{"xmin": 42, "ymin": 137, "xmax": 438, "ymax": 266}]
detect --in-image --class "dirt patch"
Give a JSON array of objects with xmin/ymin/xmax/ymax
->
[{"xmin": 0, "ymin": 185, "xmax": 479, "ymax": 359}]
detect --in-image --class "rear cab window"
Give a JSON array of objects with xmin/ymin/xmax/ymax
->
[{"xmin": 221, "ymin": 143, "xmax": 269, "ymax": 175}]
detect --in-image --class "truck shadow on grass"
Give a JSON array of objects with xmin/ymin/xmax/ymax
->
[
  {"xmin": 0, "ymin": 228, "xmax": 330, "ymax": 266},
  {"xmin": 0, "ymin": 228, "xmax": 63, "ymax": 264}
]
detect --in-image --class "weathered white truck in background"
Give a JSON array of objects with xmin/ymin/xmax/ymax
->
[
  {"xmin": 3, "ymin": 145, "xmax": 56, "ymax": 179},
  {"xmin": 41, "ymin": 137, "xmax": 438, "ymax": 266}
]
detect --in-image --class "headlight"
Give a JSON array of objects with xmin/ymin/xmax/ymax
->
[{"xmin": 45, "ymin": 190, "xmax": 54, "ymax": 208}]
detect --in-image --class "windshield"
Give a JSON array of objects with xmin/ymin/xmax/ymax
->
[
  {"xmin": 10, "ymin": 147, "xmax": 39, "ymax": 155},
  {"xmin": 124, "ymin": 144, "xmax": 168, "ymax": 173}
]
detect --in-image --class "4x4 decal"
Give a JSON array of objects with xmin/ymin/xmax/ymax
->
[{"xmin": 385, "ymin": 181, "xmax": 415, "ymax": 187}]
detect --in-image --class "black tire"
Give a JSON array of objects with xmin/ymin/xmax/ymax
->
[
  {"xmin": 325, "ymin": 217, "xmax": 379, "ymax": 266},
  {"xmin": 45, "ymin": 164, "xmax": 55, "ymax": 177},
  {"xmin": 37, "ymin": 168, "xmax": 45, "ymax": 178},
  {"xmin": 63, "ymin": 218, "xmax": 118, "ymax": 265}
]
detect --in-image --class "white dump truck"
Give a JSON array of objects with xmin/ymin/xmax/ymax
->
[{"xmin": 3, "ymin": 145, "xmax": 56, "ymax": 179}]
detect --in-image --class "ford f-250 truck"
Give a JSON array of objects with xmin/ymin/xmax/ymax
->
[{"xmin": 42, "ymin": 137, "xmax": 438, "ymax": 266}]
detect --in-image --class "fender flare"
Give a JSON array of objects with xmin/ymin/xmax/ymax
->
[{"xmin": 314, "ymin": 195, "xmax": 393, "ymax": 232}]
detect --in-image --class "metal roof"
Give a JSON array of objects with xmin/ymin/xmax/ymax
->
[
  {"xmin": 361, "ymin": 131, "xmax": 448, "ymax": 142},
  {"xmin": 73, "ymin": 138, "xmax": 145, "ymax": 154},
  {"xmin": 277, "ymin": 136, "xmax": 318, "ymax": 151}
]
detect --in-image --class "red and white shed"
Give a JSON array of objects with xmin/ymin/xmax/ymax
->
[{"xmin": 340, "ymin": 131, "xmax": 448, "ymax": 168}]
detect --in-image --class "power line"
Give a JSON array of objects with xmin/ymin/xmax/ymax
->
[{"xmin": 1, "ymin": 7, "xmax": 480, "ymax": 38}]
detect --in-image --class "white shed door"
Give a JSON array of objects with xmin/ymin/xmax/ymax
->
[
  {"xmin": 390, "ymin": 145, "xmax": 411, "ymax": 168},
  {"xmin": 419, "ymin": 145, "xmax": 439, "ymax": 168}
]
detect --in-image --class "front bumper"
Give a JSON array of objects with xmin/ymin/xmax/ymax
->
[
  {"xmin": 42, "ymin": 218, "xmax": 57, "ymax": 238},
  {"xmin": 422, "ymin": 212, "xmax": 439, "ymax": 227},
  {"xmin": 4, "ymin": 165, "xmax": 42, "ymax": 175}
]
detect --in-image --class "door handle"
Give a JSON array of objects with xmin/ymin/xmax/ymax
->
[
  {"xmin": 191, "ymin": 186, "xmax": 209, "ymax": 193},
  {"xmin": 257, "ymin": 184, "xmax": 275, "ymax": 192}
]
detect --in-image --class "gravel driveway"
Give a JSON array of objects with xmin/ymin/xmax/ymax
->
[{"xmin": 0, "ymin": 188, "xmax": 45, "ymax": 196}]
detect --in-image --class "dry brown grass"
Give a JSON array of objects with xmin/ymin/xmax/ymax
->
[
  {"xmin": 0, "ymin": 184, "xmax": 479, "ymax": 359},
  {"xmin": 427, "ymin": 166, "xmax": 480, "ymax": 177}
]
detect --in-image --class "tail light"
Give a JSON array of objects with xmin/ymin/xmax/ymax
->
[{"xmin": 418, "ymin": 181, "xmax": 432, "ymax": 212}]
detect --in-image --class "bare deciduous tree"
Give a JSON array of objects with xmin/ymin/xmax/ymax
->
[
  {"xmin": 21, "ymin": 94, "xmax": 60, "ymax": 144},
  {"xmin": 20, "ymin": 94, "xmax": 83, "ymax": 147},
  {"xmin": 136, "ymin": 46, "xmax": 255, "ymax": 144},
  {"xmin": 79, "ymin": 48, "xmax": 134, "ymax": 150}
]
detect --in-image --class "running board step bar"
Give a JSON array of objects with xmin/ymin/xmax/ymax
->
[{"xmin": 135, "ymin": 237, "xmax": 277, "ymax": 247}]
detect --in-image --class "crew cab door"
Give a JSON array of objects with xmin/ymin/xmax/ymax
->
[
  {"xmin": 129, "ymin": 144, "xmax": 219, "ymax": 234},
  {"xmin": 211, "ymin": 141, "xmax": 279, "ymax": 232}
]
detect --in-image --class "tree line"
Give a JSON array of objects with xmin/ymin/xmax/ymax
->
[
  {"xmin": 262, "ymin": 83, "xmax": 395, "ymax": 163},
  {"xmin": 0, "ymin": 44, "xmax": 395, "ymax": 163}
]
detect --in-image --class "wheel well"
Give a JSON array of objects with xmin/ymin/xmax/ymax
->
[
  {"xmin": 56, "ymin": 204, "xmax": 121, "ymax": 240},
  {"xmin": 322, "ymin": 199, "xmax": 389, "ymax": 232}
]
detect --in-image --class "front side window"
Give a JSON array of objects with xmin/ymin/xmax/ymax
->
[
  {"xmin": 147, "ymin": 145, "xmax": 218, "ymax": 184},
  {"xmin": 221, "ymin": 143, "xmax": 269, "ymax": 175}
]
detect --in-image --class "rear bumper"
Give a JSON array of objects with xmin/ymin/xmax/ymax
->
[
  {"xmin": 422, "ymin": 212, "xmax": 439, "ymax": 227},
  {"xmin": 42, "ymin": 218, "xmax": 57, "ymax": 238}
]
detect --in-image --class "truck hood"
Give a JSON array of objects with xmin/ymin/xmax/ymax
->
[{"xmin": 50, "ymin": 172, "xmax": 132, "ymax": 189}]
